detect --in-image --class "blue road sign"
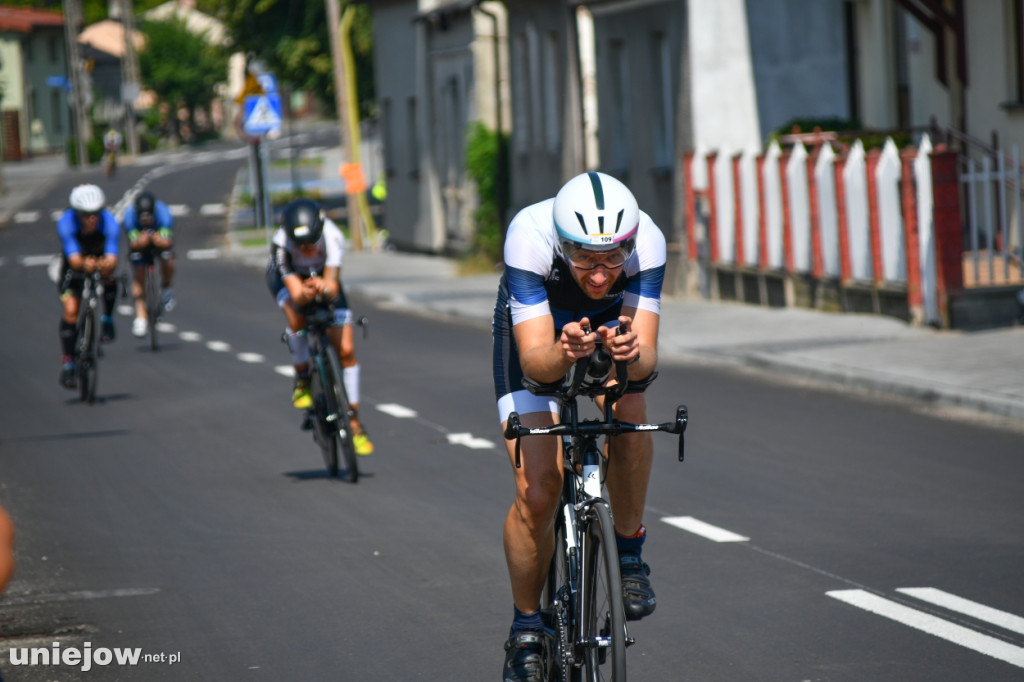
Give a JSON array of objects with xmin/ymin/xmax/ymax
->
[
  {"xmin": 243, "ymin": 94, "xmax": 283, "ymax": 136},
  {"xmin": 46, "ymin": 75, "xmax": 71, "ymax": 91}
]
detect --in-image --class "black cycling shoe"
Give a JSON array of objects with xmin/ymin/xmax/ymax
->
[
  {"xmin": 502, "ymin": 627, "xmax": 554, "ymax": 682},
  {"xmin": 620, "ymin": 554, "xmax": 657, "ymax": 620},
  {"xmin": 101, "ymin": 317, "xmax": 116, "ymax": 342},
  {"xmin": 60, "ymin": 363, "xmax": 77, "ymax": 390}
]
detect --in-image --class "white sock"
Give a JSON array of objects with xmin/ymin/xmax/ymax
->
[
  {"xmin": 343, "ymin": 363, "xmax": 360, "ymax": 405},
  {"xmin": 285, "ymin": 328, "xmax": 309, "ymax": 366}
]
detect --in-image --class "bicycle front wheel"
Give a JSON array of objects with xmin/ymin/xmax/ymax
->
[
  {"xmin": 309, "ymin": 352, "xmax": 339, "ymax": 477},
  {"xmin": 579, "ymin": 501, "xmax": 626, "ymax": 682},
  {"xmin": 145, "ymin": 265, "xmax": 160, "ymax": 351},
  {"xmin": 77, "ymin": 311, "xmax": 98, "ymax": 404},
  {"xmin": 543, "ymin": 496, "xmax": 576, "ymax": 682},
  {"xmin": 324, "ymin": 346, "xmax": 358, "ymax": 483}
]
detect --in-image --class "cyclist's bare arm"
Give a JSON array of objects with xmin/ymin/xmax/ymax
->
[
  {"xmin": 284, "ymin": 273, "xmax": 316, "ymax": 307},
  {"xmin": 513, "ymin": 314, "xmax": 597, "ymax": 386},
  {"xmin": 307, "ymin": 265, "xmax": 340, "ymax": 298},
  {"xmin": 601, "ymin": 308, "xmax": 658, "ymax": 381}
]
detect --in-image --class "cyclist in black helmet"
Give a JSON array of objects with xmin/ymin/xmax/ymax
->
[
  {"xmin": 122, "ymin": 191, "xmax": 176, "ymax": 338},
  {"xmin": 266, "ymin": 198, "xmax": 374, "ymax": 456}
]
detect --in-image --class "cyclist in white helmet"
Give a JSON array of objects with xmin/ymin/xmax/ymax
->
[
  {"xmin": 492, "ymin": 172, "xmax": 667, "ymax": 682},
  {"xmin": 56, "ymin": 184, "xmax": 121, "ymax": 389}
]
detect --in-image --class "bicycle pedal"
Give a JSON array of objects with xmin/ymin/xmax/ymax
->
[
  {"xmin": 625, "ymin": 637, "xmax": 635, "ymax": 647},
  {"xmin": 301, "ymin": 413, "xmax": 315, "ymax": 431}
]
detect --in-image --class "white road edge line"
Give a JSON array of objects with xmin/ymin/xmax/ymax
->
[
  {"xmin": 897, "ymin": 587, "xmax": 1024, "ymax": 636},
  {"xmin": 827, "ymin": 589, "xmax": 1024, "ymax": 669},
  {"xmin": 661, "ymin": 516, "xmax": 750, "ymax": 542}
]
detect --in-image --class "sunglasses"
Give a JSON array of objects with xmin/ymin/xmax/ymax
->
[
  {"xmin": 77, "ymin": 210, "xmax": 101, "ymax": 220},
  {"xmin": 560, "ymin": 240, "xmax": 635, "ymax": 270}
]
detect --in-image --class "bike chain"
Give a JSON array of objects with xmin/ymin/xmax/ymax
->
[{"xmin": 554, "ymin": 586, "xmax": 572, "ymax": 681}]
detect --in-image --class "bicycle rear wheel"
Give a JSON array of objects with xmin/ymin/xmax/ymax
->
[
  {"xmin": 309, "ymin": 353, "xmax": 339, "ymax": 477},
  {"xmin": 579, "ymin": 501, "xmax": 626, "ymax": 682},
  {"xmin": 77, "ymin": 310, "xmax": 98, "ymax": 404},
  {"xmin": 145, "ymin": 264, "xmax": 160, "ymax": 351},
  {"xmin": 324, "ymin": 346, "xmax": 358, "ymax": 483}
]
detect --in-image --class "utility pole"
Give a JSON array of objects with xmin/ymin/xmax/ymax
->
[
  {"xmin": 326, "ymin": 0, "xmax": 363, "ymax": 251},
  {"xmin": 63, "ymin": 0, "xmax": 90, "ymax": 169},
  {"xmin": 118, "ymin": 0, "xmax": 141, "ymax": 156}
]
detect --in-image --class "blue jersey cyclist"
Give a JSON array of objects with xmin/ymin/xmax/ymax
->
[
  {"xmin": 122, "ymin": 191, "xmax": 176, "ymax": 338},
  {"xmin": 493, "ymin": 172, "xmax": 667, "ymax": 682},
  {"xmin": 56, "ymin": 184, "xmax": 121, "ymax": 389},
  {"xmin": 266, "ymin": 198, "xmax": 374, "ymax": 457}
]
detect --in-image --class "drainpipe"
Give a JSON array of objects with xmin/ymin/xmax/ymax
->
[{"xmin": 476, "ymin": 3, "xmax": 509, "ymax": 233}]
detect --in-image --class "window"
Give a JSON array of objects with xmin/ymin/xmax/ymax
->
[
  {"xmin": 608, "ymin": 40, "xmax": 630, "ymax": 173},
  {"xmin": 651, "ymin": 31, "xmax": 673, "ymax": 169},
  {"xmin": 407, "ymin": 96, "xmax": 420, "ymax": 176},
  {"xmin": 1014, "ymin": 0, "xmax": 1024, "ymax": 102},
  {"xmin": 51, "ymin": 90, "xmax": 63, "ymax": 133},
  {"xmin": 48, "ymin": 36, "xmax": 59, "ymax": 62},
  {"xmin": 512, "ymin": 31, "xmax": 532, "ymax": 154},
  {"xmin": 381, "ymin": 98, "xmax": 394, "ymax": 177},
  {"xmin": 542, "ymin": 31, "xmax": 561, "ymax": 153}
]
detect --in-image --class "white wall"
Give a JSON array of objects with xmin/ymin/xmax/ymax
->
[{"xmin": 689, "ymin": 0, "xmax": 760, "ymax": 154}]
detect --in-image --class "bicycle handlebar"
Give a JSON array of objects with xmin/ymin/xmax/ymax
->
[{"xmin": 506, "ymin": 325, "xmax": 689, "ymax": 465}]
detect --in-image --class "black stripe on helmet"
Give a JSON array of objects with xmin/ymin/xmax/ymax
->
[{"xmin": 587, "ymin": 172, "xmax": 605, "ymax": 210}]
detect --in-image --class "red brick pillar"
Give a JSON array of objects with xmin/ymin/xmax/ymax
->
[
  {"xmin": 779, "ymin": 150, "xmax": 794, "ymax": 273},
  {"xmin": 706, "ymin": 153, "xmax": 720, "ymax": 263},
  {"xmin": 834, "ymin": 154, "xmax": 853, "ymax": 282},
  {"xmin": 756, "ymin": 154, "xmax": 769, "ymax": 268},
  {"xmin": 930, "ymin": 147, "xmax": 964, "ymax": 328},
  {"xmin": 807, "ymin": 146, "xmax": 824, "ymax": 279},
  {"xmin": 900, "ymin": 149, "xmax": 924, "ymax": 324},
  {"xmin": 683, "ymin": 151, "xmax": 699, "ymax": 264},
  {"xmin": 732, "ymin": 153, "xmax": 745, "ymax": 265}
]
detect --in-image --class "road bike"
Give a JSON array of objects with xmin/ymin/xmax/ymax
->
[
  {"xmin": 67, "ymin": 271, "xmax": 125, "ymax": 403},
  {"xmin": 504, "ymin": 335, "xmax": 688, "ymax": 681},
  {"xmin": 287, "ymin": 301, "xmax": 367, "ymax": 482},
  {"xmin": 140, "ymin": 248, "xmax": 163, "ymax": 351}
]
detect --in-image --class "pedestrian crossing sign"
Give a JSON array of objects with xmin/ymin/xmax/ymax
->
[{"xmin": 243, "ymin": 94, "xmax": 283, "ymax": 136}]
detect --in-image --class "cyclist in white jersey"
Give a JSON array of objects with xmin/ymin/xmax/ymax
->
[
  {"xmin": 492, "ymin": 172, "xmax": 667, "ymax": 682},
  {"xmin": 266, "ymin": 199, "xmax": 373, "ymax": 456}
]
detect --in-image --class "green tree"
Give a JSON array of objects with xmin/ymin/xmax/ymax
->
[
  {"xmin": 138, "ymin": 15, "xmax": 227, "ymax": 143},
  {"xmin": 196, "ymin": 0, "xmax": 375, "ymax": 116}
]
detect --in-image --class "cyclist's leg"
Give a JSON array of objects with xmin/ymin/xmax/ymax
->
[
  {"xmin": 494, "ymin": 287, "xmax": 559, "ymax": 680},
  {"xmin": 59, "ymin": 272, "xmax": 81, "ymax": 387},
  {"xmin": 605, "ymin": 390, "xmax": 657, "ymax": 620},
  {"xmin": 158, "ymin": 244, "xmax": 176, "ymax": 310},
  {"xmin": 269, "ymin": 268, "xmax": 312, "ymax": 408},
  {"xmin": 326, "ymin": 290, "xmax": 373, "ymax": 454},
  {"xmin": 130, "ymin": 250, "xmax": 148, "ymax": 320}
]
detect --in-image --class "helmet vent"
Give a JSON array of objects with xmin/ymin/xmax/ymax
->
[
  {"xmin": 574, "ymin": 211, "xmax": 589, "ymax": 235},
  {"xmin": 615, "ymin": 209, "xmax": 624, "ymax": 233}
]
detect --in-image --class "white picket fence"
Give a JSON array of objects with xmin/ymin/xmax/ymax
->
[{"xmin": 690, "ymin": 136, "xmax": 942, "ymax": 324}]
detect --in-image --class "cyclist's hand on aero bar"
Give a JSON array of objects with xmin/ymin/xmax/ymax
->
[
  {"xmin": 600, "ymin": 316, "xmax": 639, "ymax": 366},
  {"xmin": 560, "ymin": 317, "xmax": 597, "ymax": 361}
]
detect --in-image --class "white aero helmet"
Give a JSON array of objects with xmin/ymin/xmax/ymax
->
[
  {"xmin": 553, "ymin": 172, "xmax": 639, "ymax": 254},
  {"xmin": 69, "ymin": 184, "xmax": 106, "ymax": 213}
]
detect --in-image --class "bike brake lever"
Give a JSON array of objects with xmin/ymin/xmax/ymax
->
[{"xmin": 676, "ymin": 405, "xmax": 688, "ymax": 462}]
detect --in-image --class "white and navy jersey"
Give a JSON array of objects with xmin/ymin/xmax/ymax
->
[
  {"xmin": 502, "ymin": 198, "xmax": 667, "ymax": 330},
  {"xmin": 268, "ymin": 218, "xmax": 345, "ymax": 279}
]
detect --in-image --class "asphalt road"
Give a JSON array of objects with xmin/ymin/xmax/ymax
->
[{"xmin": 0, "ymin": 144, "xmax": 1022, "ymax": 681}]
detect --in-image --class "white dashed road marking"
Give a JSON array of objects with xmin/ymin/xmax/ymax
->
[
  {"xmin": 376, "ymin": 403, "xmax": 419, "ymax": 418},
  {"xmin": 186, "ymin": 248, "xmax": 221, "ymax": 260},
  {"xmin": 661, "ymin": 516, "xmax": 750, "ymax": 542},
  {"xmin": 237, "ymin": 353, "xmax": 265, "ymax": 364},
  {"xmin": 206, "ymin": 341, "xmax": 231, "ymax": 352},
  {"xmin": 20, "ymin": 254, "xmax": 56, "ymax": 266},
  {"xmin": 274, "ymin": 365, "xmax": 294, "ymax": 377},
  {"xmin": 446, "ymin": 433, "xmax": 495, "ymax": 450},
  {"xmin": 179, "ymin": 331, "xmax": 202, "ymax": 342}
]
